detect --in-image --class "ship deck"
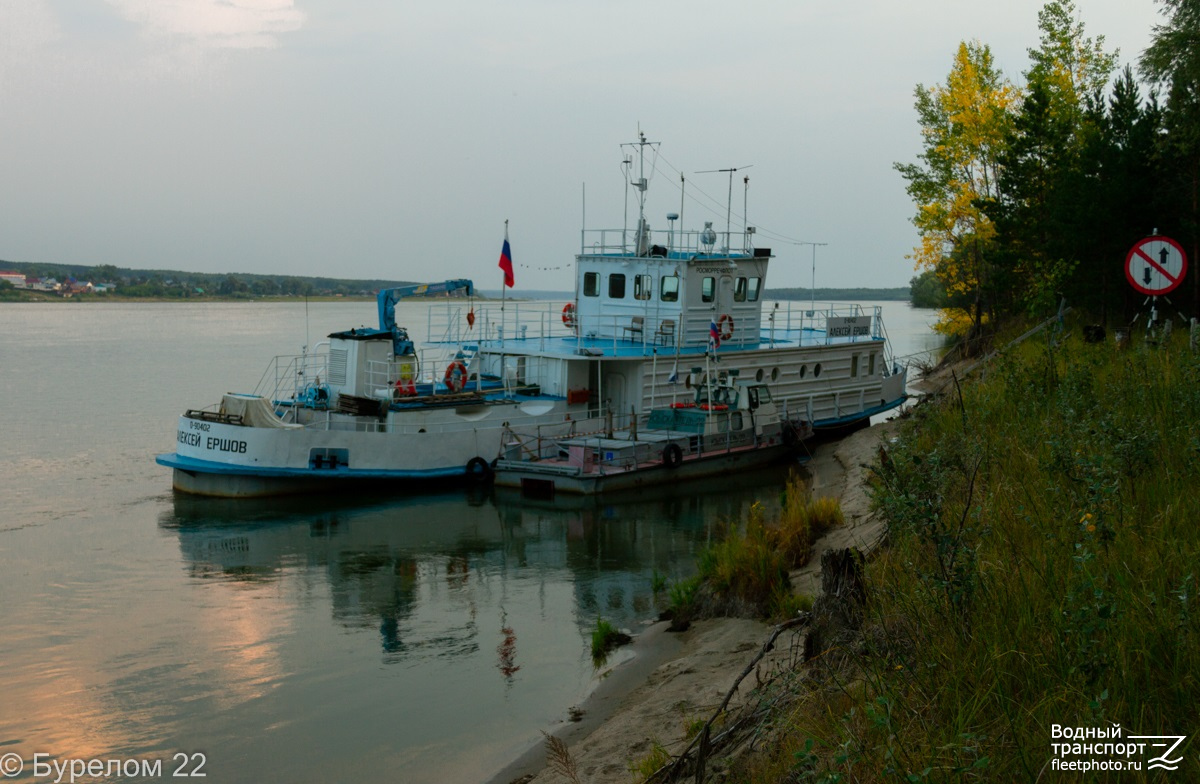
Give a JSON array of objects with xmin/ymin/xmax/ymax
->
[{"xmin": 458, "ymin": 327, "xmax": 887, "ymax": 360}]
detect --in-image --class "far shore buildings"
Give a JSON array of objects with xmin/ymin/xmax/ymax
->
[{"xmin": 0, "ymin": 272, "xmax": 116, "ymax": 294}]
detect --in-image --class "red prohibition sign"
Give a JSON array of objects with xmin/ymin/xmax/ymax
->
[{"xmin": 1125, "ymin": 235, "xmax": 1187, "ymax": 296}]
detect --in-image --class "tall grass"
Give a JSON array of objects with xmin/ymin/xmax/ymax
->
[
  {"xmin": 671, "ymin": 475, "xmax": 840, "ymax": 622},
  {"xmin": 745, "ymin": 325, "xmax": 1200, "ymax": 781}
]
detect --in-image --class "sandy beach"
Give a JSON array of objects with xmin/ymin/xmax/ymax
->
[{"xmin": 491, "ymin": 416, "xmax": 901, "ymax": 784}]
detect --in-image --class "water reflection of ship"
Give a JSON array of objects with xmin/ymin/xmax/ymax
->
[
  {"xmin": 164, "ymin": 490, "xmax": 506, "ymax": 660},
  {"xmin": 161, "ymin": 465, "xmax": 802, "ymax": 660}
]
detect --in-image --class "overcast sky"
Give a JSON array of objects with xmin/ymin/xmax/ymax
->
[{"xmin": 0, "ymin": 0, "xmax": 1164, "ymax": 290}]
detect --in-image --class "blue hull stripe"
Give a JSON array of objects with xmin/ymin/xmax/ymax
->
[
  {"xmin": 812, "ymin": 395, "xmax": 907, "ymax": 429},
  {"xmin": 155, "ymin": 453, "xmax": 468, "ymax": 480}
]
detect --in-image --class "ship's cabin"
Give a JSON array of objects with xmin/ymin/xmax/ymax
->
[{"xmin": 573, "ymin": 220, "xmax": 771, "ymax": 351}]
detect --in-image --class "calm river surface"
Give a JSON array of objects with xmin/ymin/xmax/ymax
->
[{"xmin": 0, "ymin": 299, "xmax": 937, "ymax": 783}]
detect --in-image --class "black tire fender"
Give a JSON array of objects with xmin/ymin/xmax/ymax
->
[
  {"xmin": 662, "ymin": 443, "xmax": 683, "ymax": 468},
  {"xmin": 466, "ymin": 456, "xmax": 492, "ymax": 480}
]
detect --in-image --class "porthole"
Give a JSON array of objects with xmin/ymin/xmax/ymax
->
[
  {"xmin": 771, "ymin": 367, "xmax": 780, "ymax": 382},
  {"xmin": 813, "ymin": 363, "xmax": 822, "ymax": 378},
  {"xmin": 798, "ymin": 365, "xmax": 807, "ymax": 379},
  {"xmin": 755, "ymin": 368, "xmax": 764, "ymax": 382}
]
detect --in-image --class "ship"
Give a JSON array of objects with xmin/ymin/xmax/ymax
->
[{"xmin": 156, "ymin": 133, "xmax": 907, "ymax": 497}]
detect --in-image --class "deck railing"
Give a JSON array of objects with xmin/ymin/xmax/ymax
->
[
  {"xmin": 580, "ymin": 227, "xmax": 761, "ymax": 257},
  {"xmin": 501, "ymin": 407, "xmax": 758, "ymax": 476},
  {"xmin": 422, "ymin": 299, "xmax": 890, "ymax": 356},
  {"xmin": 254, "ymin": 347, "xmax": 330, "ymax": 402}
]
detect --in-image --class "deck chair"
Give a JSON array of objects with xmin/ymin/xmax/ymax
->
[
  {"xmin": 623, "ymin": 316, "xmax": 644, "ymax": 341},
  {"xmin": 655, "ymin": 319, "xmax": 676, "ymax": 345}
]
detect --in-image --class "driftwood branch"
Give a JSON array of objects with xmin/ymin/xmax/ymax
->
[
  {"xmin": 646, "ymin": 614, "xmax": 810, "ymax": 784},
  {"xmin": 951, "ymin": 369, "xmax": 966, "ymax": 426},
  {"xmin": 647, "ymin": 548, "xmax": 869, "ymax": 782}
]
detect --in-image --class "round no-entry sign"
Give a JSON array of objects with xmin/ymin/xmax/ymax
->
[{"xmin": 1125, "ymin": 235, "xmax": 1187, "ymax": 296}]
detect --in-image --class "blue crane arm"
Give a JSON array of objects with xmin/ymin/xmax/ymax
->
[{"xmin": 376, "ymin": 279, "xmax": 474, "ymax": 355}]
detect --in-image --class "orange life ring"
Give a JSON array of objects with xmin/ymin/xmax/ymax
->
[
  {"xmin": 394, "ymin": 378, "xmax": 417, "ymax": 397},
  {"xmin": 717, "ymin": 313, "xmax": 735, "ymax": 341},
  {"xmin": 562, "ymin": 302, "xmax": 577, "ymax": 328},
  {"xmin": 699, "ymin": 404, "xmax": 728, "ymax": 412},
  {"xmin": 669, "ymin": 402, "xmax": 696, "ymax": 409},
  {"xmin": 444, "ymin": 361, "xmax": 468, "ymax": 393}
]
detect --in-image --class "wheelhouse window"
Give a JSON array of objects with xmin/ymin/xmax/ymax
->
[
  {"xmin": 609, "ymin": 274, "xmax": 626, "ymax": 299},
  {"xmin": 660, "ymin": 275, "xmax": 679, "ymax": 302},
  {"xmin": 702, "ymin": 277, "xmax": 715, "ymax": 303},
  {"xmin": 583, "ymin": 272, "xmax": 600, "ymax": 297},
  {"xmin": 734, "ymin": 277, "xmax": 748, "ymax": 302},
  {"xmin": 747, "ymin": 385, "xmax": 771, "ymax": 409},
  {"xmin": 747, "ymin": 277, "xmax": 761, "ymax": 301},
  {"xmin": 634, "ymin": 274, "xmax": 652, "ymax": 301}
]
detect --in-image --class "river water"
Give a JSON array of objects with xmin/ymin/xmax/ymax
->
[{"xmin": 0, "ymin": 299, "xmax": 937, "ymax": 783}]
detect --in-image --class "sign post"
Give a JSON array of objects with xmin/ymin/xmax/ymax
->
[{"xmin": 1125, "ymin": 235, "xmax": 1188, "ymax": 331}]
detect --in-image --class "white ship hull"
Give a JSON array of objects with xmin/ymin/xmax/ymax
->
[{"xmin": 158, "ymin": 329, "xmax": 904, "ymax": 498}]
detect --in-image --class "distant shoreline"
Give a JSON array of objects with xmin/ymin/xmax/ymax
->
[
  {"xmin": 1, "ymin": 292, "xmax": 917, "ymax": 305},
  {"xmin": 0, "ymin": 294, "xmax": 477, "ymax": 304},
  {"xmin": 0, "ymin": 294, "xmax": 374, "ymax": 304},
  {"xmin": 2, "ymin": 260, "xmax": 914, "ymax": 304}
]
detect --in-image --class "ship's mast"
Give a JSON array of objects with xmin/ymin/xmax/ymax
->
[{"xmin": 621, "ymin": 131, "xmax": 658, "ymax": 255}]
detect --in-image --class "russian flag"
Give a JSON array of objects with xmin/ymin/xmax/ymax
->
[
  {"xmin": 498, "ymin": 238, "xmax": 515, "ymax": 288},
  {"xmin": 709, "ymin": 318, "xmax": 720, "ymax": 349}
]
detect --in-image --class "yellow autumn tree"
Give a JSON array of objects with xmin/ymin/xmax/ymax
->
[
  {"xmin": 896, "ymin": 41, "xmax": 1019, "ymax": 336},
  {"xmin": 1027, "ymin": 0, "xmax": 1117, "ymax": 143}
]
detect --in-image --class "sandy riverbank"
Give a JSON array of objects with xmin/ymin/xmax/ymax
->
[{"xmin": 490, "ymin": 416, "xmax": 903, "ymax": 784}]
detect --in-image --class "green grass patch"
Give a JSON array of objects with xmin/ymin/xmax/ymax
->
[
  {"xmin": 628, "ymin": 739, "xmax": 671, "ymax": 782},
  {"xmin": 590, "ymin": 617, "xmax": 631, "ymax": 667}
]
